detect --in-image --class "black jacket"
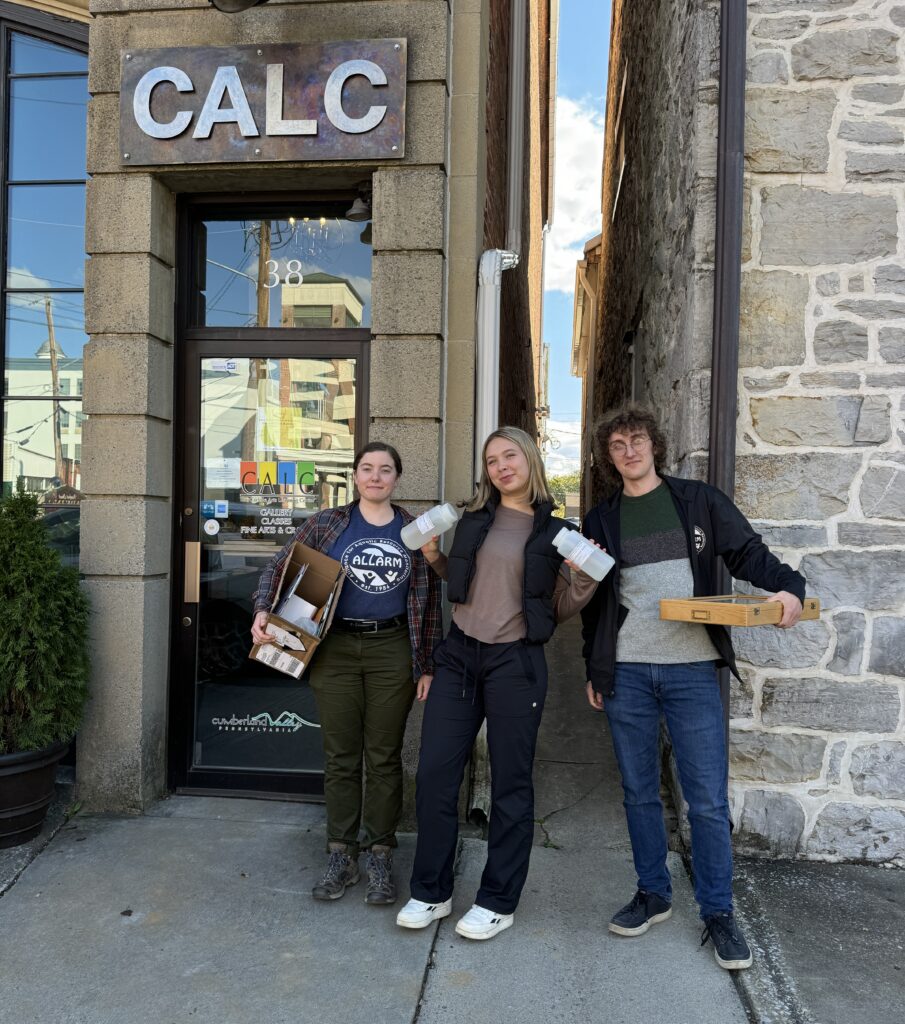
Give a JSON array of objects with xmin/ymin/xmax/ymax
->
[
  {"xmin": 580, "ymin": 476, "xmax": 806, "ymax": 697},
  {"xmin": 447, "ymin": 496, "xmax": 573, "ymax": 644}
]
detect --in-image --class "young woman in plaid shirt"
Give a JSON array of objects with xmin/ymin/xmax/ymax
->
[{"xmin": 251, "ymin": 441, "xmax": 441, "ymax": 906}]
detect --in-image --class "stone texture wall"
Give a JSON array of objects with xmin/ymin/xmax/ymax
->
[
  {"xmin": 590, "ymin": 0, "xmax": 720, "ymax": 495},
  {"xmin": 732, "ymin": 0, "xmax": 905, "ymax": 863}
]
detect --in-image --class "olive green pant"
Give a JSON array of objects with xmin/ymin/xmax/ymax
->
[{"xmin": 308, "ymin": 625, "xmax": 414, "ymax": 857}]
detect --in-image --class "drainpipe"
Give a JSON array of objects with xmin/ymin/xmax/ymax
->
[
  {"xmin": 708, "ymin": 0, "xmax": 747, "ymax": 505},
  {"xmin": 708, "ymin": 0, "xmax": 747, "ymax": 733},
  {"xmin": 506, "ymin": 0, "xmax": 527, "ymax": 255},
  {"xmin": 474, "ymin": 248, "xmax": 520, "ymax": 476}
]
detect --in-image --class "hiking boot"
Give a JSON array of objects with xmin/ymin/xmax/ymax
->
[
  {"xmin": 364, "ymin": 845, "xmax": 397, "ymax": 905},
  {"xmin": 454, "ymin": 904, "xmax": 514, "ymax": 941},
  {"xmin": 701, "ymin": 912, "xmax": 753, "ymax": 970},
  {"xmin": 608, "ymin": 889, "xmax": 673, "ymax": 936},
  {"xmin": 311, "ymin": 843, "xmax": 360, "ymax": 900}
]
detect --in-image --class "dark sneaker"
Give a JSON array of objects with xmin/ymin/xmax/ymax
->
[
  {"xmin": 701, "ymin": 912, "xmax": 753, "ymax": 970},
  {"xmin": 608, "ymin": 889, "xmax": 673, "ymax": 936},
  {"xmin": 364, "ymin": 845, "xmax": 397, "ymax": 906},
  {"xmin": 311, "ymin": 844, "xmax": 360, "ymax": 900}
]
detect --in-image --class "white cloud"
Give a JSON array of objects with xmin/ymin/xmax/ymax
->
[
  {"xmin": 543, "ymin": 418, "xmax": 583, "ymax": 476},
  {"xmin": 544, "ymin": 95, "xmax": 605, "ymax": 294},
  {"xmin": 7, "ymin": 267, "xmax": 54, "ymax": 304}
]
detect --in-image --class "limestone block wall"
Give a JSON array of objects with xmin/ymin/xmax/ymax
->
[
  {"xmin": 732, "ymin": 0, "xmax": 905, "ymax": 862},
  {"xmin": 80, "ymin": 0, "xmax": 456, "ymax": 811}
]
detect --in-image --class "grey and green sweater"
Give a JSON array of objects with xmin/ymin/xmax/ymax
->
[{"xmin": 616, "ymin": 482, "xmax": 719, "ymax": 664}]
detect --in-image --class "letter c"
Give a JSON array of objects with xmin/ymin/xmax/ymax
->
[
  {"xmin": 133, "ymin": 66, "xmax": 194, "ymax": 139},
  {"xmin": 324, "ymin": 59, "xmax": 387, "ymax": 134}
]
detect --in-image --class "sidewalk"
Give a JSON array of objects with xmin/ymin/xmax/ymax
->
[{"xmin": 1, "ymin": 620, "xmax": 901, "ymax": 1023}]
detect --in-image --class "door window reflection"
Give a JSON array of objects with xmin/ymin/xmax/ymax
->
[
  {"xmin": 197, "ymin": 209, "xmax": 372, "ymax": 328},
  {"xmin": 192, "ymin": 356, "xmax": 357, "ymax": 774}
]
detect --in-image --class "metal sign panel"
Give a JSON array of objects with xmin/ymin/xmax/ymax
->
[{"xmin": 120, "ymin": 39, "xmax": 406, "ymax": 166}]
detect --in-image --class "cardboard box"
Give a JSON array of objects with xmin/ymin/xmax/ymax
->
[
  {"xmin": 659, "ymin": 594, "xmax": 821, "ymax": 627},
  {"xmin": 249, "ymin": 542, "xmax": 345, "ymax": 678}
]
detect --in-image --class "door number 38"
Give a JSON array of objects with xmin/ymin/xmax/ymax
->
[{"xmin": 264, "ymin": 260, "xmax": 304, "ymax": 288}]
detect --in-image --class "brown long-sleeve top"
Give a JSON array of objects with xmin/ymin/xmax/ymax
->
[{"xmin": 428, "ymin": 505, "xmax": 598, "ymax": 644}]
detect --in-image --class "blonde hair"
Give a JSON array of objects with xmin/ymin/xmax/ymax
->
[{"xmin": 466, "ymin": 426, "xmax": 555, "ymax": 512}]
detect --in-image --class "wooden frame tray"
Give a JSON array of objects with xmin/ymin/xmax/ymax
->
[{"xmin": 659, "ymin": 594, "xmax": 821, "ymax": 627}]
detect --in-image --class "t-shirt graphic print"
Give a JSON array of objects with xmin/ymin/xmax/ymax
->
[
  {"xmin": 328, "ymin": 506, "xmax": 413, "ymax": 620},
  {"xmin": 342, "ymin": 538, "xmax": 411, "ymax": 595}
]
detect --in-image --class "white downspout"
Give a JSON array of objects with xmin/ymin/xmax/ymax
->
[
  {"xmin": 505, "ymin": 0, "xmax": 527, "ymax": 255},
  {"xmin": 474, "ymin": 248, "xmax": 519, "ymax": 476}
]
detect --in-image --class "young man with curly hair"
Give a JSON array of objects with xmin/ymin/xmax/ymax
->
[{"xmin": 580, "ymin": 403, "xmax": 806, "ymax": 971}]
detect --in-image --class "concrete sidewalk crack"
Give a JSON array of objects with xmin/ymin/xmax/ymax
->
[{"xmin": 534, "ymin": 777, "xmax": 606, "ymax": 849}]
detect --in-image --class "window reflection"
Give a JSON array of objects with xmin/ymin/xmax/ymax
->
[
  {"xmin": 7, "ymin": 185, "xmax": 86, "ymax": 288},
  {"xmin": 4, "ymin": 294, "xmax": 86, "ymax": 396},
  {"xmin": 1, "ymin": 29, "xmax": 87, "ymax": 568},
  {"xmin": 198, "ymin": 212, "xmax": 372, "ymax": 328},
  {"xmin": 10, "ymin": 33, "xmax": 87, "ymax": 74},
  {"xmin": 9, "ymin": 78, "xmax": 88, "ymax": 182}
]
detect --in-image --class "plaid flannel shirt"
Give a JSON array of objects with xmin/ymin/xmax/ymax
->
[{"xmin": 252, "ymin": 501, "xmax": 442, "ymax": 679}]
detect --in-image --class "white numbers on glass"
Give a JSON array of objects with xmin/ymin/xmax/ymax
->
[{"xmin": 263, "ymin": 259, "xmax": 305, "ymax": 289}]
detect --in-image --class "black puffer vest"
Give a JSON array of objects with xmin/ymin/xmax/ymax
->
[{"xmin": 446, "ymin": 497, "xmax": 574, "ymax": 643}]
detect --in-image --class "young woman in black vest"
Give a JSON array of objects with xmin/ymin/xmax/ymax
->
[{"xmin": 395, "ymin": 426, "xmax": 599, "ymax": 940}]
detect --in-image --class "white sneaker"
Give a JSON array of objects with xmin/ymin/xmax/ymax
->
[
  {"xmin": 454, "ymin": 904, "xmax": 514, "ymax": 940},
  {"xmin": 395, "ymin": 897, "xmax": 453, "ymax": 929}
]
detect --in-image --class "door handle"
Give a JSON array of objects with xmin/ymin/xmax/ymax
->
[{"xmin": 184, "ymin": 541, "xmax": 201, "ymax": 603}]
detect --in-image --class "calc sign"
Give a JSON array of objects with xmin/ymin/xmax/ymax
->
[{"xmin": 120, "ymin": 40, "xmax": 406, "ymax": 165}]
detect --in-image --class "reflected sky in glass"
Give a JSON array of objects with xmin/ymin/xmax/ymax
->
[
  {"xmin": 200, "ymin": 217, "xmax": 373, "ymax": 328},
  {"xmin": 9, "ymin": 77, "xmax": 88, "ymax": 182},
  {"xmin": 6, "ymin": 185, "xmax": 86, "ymax": 289},
  {"xmin": 10, "ymin": 33, "xmax": 87, "ymax": 75}
]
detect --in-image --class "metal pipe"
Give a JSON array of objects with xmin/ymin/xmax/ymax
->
[
  {"xmin": 505, "ymin": 0, "xmax": 527, "ymax": 254},
  {"xmin": 708, "ymin": 0, "xmax": 747, "ymax": 503},
  {"xmin": 474, "ymin": 248, "xmax": 520, "ymax": 478},
  {"xmin": 709, "ymin": 0, "xmax": 748, "ymax": 736}
]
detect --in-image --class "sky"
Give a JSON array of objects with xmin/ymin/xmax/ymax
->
[{"xmin": 542, "ymin": 0, "xmax": 612, "ymax": 476}]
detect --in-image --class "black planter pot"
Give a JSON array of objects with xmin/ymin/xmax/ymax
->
[{"xmin": 0, "ymin": 739, "xmax": 70, "ymax": 849}]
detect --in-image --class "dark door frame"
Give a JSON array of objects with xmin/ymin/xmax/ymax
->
[{"xmin": 168, "ymin": 199, "xmax": 371, "ymax": 798}]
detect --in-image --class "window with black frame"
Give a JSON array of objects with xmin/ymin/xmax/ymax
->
[
  {"xmin": 0, "ymin": 17, "xmax": 87, "ymax": 568},
  {"xmin": 194, "ymin": 206, "xmax": 373, "ymax": 330}
]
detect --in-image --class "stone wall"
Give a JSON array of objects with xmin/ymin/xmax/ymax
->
[
  {"xmin": 732, "ymin": 0, "xmax": 905, "ymax": 863},
  {"xmin": 590, "ymin": 0, "xmax": 720, "ymax": 495}
]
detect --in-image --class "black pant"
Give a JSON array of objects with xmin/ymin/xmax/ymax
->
[{"xmin": 410, "ymin": 623, "xmax": 548, "ymax": 914}]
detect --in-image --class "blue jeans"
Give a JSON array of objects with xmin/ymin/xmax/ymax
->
[{"xmin": 604, "ymin": 661, "xmax": 733, "ymax": 919}]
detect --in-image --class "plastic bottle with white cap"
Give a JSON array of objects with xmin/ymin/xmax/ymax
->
[
  {"xmin": 552, "ymin": 526, "xmax": 615, "ymax": 582},
  {"xmin": 400, "ymin": 502, "xmax": 460, "ymax": 551}
]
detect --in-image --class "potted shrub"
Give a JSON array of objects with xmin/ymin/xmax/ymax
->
[{"xmin": 0, "ymin": 481, "xmax": 89, "ymax": 848}]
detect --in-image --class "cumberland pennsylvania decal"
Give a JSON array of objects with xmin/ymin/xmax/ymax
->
[
  {"xmin": 212, "ymin": 711, "xmax": 319, "ymax": 733},
  {"xmin": 341, "ymin": 538, "xmax": 411, "ymax": 594}
]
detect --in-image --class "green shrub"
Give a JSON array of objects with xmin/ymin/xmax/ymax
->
[{"xmin": 0, "ymin": 481, "xmax": 89, "ymax": 754}]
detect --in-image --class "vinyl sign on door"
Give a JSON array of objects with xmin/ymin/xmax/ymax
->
[{"xmin": 120, "ymin": 39, "xmax": 406, "ymax": 165}]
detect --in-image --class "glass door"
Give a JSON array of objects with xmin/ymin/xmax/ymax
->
[{"xmin": 172, "ymin": 200, "xmax": 371, "ymax": 796}]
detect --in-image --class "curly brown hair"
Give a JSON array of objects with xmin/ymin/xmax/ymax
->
[{"xmin": 596, "ymin": 403, "xmax": 668, "ymax": 490}]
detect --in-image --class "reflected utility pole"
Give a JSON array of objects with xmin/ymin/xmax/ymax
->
[{"xmin": 45, "ymin": 297, "xmax": 64, "ymax": 484}]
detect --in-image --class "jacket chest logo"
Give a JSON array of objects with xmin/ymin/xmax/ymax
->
[{"xmin": 694, "ymin": 526, "xmax": 707, "ymax": 553}]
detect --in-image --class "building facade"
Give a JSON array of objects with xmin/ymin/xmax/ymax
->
[
  {"xmin": 0, "ymin": 0, "xmax": 555, "ymax": 814},
  {"xmin": 573, "ymin": 0, "xmax": 905, "ymax": 862}
]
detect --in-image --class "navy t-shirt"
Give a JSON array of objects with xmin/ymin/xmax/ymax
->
[{"xmin": 328, "ymin": 506, "xmax": 412, "ymax": 620}]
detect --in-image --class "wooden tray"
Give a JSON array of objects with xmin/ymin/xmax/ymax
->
[{"xmin": 659, "ymin": 594, "xmax": 821, "ymax": 627}]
